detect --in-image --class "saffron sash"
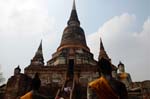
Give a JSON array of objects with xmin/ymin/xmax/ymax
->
[
  {"xmin": 20, "ymin": 91, "xmax": 32, "ymax": 99},
  {"xmin": 89, "ymin": 77, "xmax": 119, "ymax": 99}
]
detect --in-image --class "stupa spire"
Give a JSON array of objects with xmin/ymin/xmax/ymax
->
[
  {"xmin": 98, "ymin": 38, "xmax": 110, "ymax": 61},
  {"xmin": 67, "ymin": 0, "xmax": 80, "ymax": 26},
  {"xmin": 100, "ymin": 38, "xmax": 104, "ymax": 50},
  {"xmin": 72, "ymin": 0, "xmax": 76, "ymax": 10},
  {"xmin": 31, "ymin": 40, "xmax": 44, "ymax": 65}
]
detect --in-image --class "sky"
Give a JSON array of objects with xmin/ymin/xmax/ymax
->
[{"xmin": 0, "ymin": 0, "xmax": 149, "ymax": 83}]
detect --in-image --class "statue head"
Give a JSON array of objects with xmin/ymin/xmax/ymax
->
[
  {"xmin": 98, "ymin": 58, "xmax": 112, "ymax": 75},
  {"xmin": 118, "ymin": 61, "xmax": 125, "ymax": 73},
  {"xmin": 14, "ymin": 65, "xmax": 21, "ymax": 75}
]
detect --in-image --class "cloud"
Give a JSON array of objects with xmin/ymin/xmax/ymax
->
[
  {"xmin": 0, "ymin": 0, "xmax": 55, "ymax": 38},
  {"xmin": 0, "ymin": 0, "xmax": 58, "ymax": 80},
  {"xmin": 87, "ymin": 13, "xmax": 150, "ymax": 81},
  {"xmin": 87, "ymin": 13, "xmax": 136, "ymax": 60},
  {"xmin": 134, "ymin": 17, "xmax": 150, "ymax": 41}
]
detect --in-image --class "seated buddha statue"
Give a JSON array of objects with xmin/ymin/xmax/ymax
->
[
  {"xmin": 20, "ymin": 73, "xmax": 49, "ymax": 99},
  {"xmin": 117, "ymin": 61, "xmax": 132, "ymax": 89},
  {"xmin": 87, "ymin": 58, "xmax": 128, "ymax": 99}
]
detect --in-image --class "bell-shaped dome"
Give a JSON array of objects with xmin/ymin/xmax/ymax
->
[{"xmin": 57, "ymin": 0, "xmax": 89, "ymax": 52}]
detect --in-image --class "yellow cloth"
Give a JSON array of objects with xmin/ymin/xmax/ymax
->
[
  {"xmin": 119, "ymin": 73, "xmax": 128, "ymax": 80},
  {"xmin": 89, "ymin": 77, "xmax": 119, "ymax": 99},
  {"xmin": 20, "ymin": 91, "xmax": 32, "ymax": 99}
]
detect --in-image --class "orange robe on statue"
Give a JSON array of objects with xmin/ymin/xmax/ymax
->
[
  {"xmin": 20, "ymin": 91, "xmax": 32, "ymax": 99},
  {"xmin": 89, "ymin": 77, "xmax": 119, "ymax": 99}
]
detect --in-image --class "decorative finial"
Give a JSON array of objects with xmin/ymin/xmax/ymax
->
[
  {"xmin": 100, "ymin": 37, "xmax": 104, "ymax": 50},
  {"xmin": 67, "ymin": 0, "xmax": 80, "ymax": 26},
  {"xmin": 39, "ymin": 39, "xmax": 42, "ymax": 50},
  {"xmin": 14, "ymin": 65, "xmax": 21, "ymax": 75},
  {"xmin": 40, "ymin": 39, "xmax": 42, "ymax": 44},
  {"xmin": 100, "ymin": 37, "xmax": 102, "ymax": 43},
  {"xmin": 72, "ymin": 0, "xmax": 76, "ymax": 10},
  {"xmin": 17, "ymin": 65, "xmax": 20, "ymax": 68},
  {"xmin": 16, "ymin": 65, "xmax": 21, "ymax": 71},
  {"xmin": 118, "ymin": 61, "xmax": 124, "ymax": 67},
  {"xmin": 119, "ymin": 61, "xmax": 122, "ymax": 64}
]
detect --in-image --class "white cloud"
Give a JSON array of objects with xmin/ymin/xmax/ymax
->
[
  {"xmin": 134, "ymin": 17, "xmax": 150, "ymax": 41},
  {"xmin": 87, "ymin": 13, "xmax": 150, "ymax": 81},
  {"xmin": 100, "ymin": 13, "xmax": 136, "ymax": 37},
  {"xmin": 87, "ymin": 13, "xmax": 136, "ymax": 60},
  {"xmin": 0, "ymin": 0, "xmax": 53, "ymax": 38},
  {"xmin": 0, "ymin": 0, "xmax": 58, "ymax": 80}
]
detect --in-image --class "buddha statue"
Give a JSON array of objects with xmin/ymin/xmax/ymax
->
[
  {"xmin": 87, "ymin": 58, "xmax": 128, "ymax": 99},
  {"xmin": 14, "ymin": 65, "xmax": 21, "ymax": 75},
  {"xmin": 117, "ymin": 61, "xmax": 132, "ymax": 89}
]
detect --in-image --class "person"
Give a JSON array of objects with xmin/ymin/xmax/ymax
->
[
  {"xmin": 87, "ymin": 58, "xmax": 128, "ymax": 99},
  {"xmin": 118, "ymin": 62, "xmax": 132, "ymax": 89},
  {"xmin": 20, "ymin": 73, "xmax": 49, "ymax": 99}
]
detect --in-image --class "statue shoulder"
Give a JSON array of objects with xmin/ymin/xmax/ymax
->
[
  {"xmin": 88, "ymin": 77, "xmax": 101, "ymax": 88},
  {"xmin": 110, "ymin": 79, "xmax": 124, "ymax": 89}
]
